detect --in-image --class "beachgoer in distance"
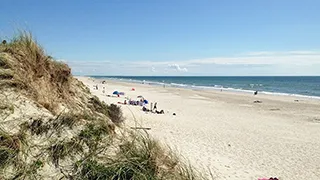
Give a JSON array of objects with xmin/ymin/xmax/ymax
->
[
  {"xmin": 156, "ymin": 110, "xmax": 164, "ymax": 114},
  {"xmin": 153, "ymin": 102, "xmax": 157, "ymax": 111},
  {"xmin": 254, "ymin": 91, "xmax": 258, "ymax": 95},
  {"xmin": 142, "ymin": 106, "xmax": 147, "ymax": 111}
]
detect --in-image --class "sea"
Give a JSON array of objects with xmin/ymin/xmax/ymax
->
[{"xmin": 91, "ymin": 76, "xmax": 320, "ymax": 99}]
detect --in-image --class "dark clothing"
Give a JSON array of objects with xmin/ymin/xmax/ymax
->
[{"xmin": 153, "ymin": 103, "xmax": 157, "ymax": 111}]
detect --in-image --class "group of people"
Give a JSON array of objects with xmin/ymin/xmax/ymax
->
[
  {"xmin": 123, "ymin": 99, "xmax": 145, "ymax": 106},
  {"xmin": 118, "ymin": 99, "xmax": 165, "ymax": 114}
]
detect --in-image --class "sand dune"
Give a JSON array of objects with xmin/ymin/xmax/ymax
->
[{"xmin": 78, "ymin": 77, "xmax": 320, "ymax": 180}]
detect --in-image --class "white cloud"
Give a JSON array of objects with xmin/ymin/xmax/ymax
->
[
  {"xmin": 242, "ymin": 50, "xmax": 320, "ymax": 57},
  {"xmin": 167, "ymin": 64, "xmax": 188, "ymax": 72},
  {"xmin": 56, "ymin": 59, "xmax": 67, "ymax": 63},
  {"xmin": 183, "ymin": 51, "xmax": 320, "ymax": 66},
  {"xmin": 65, "ymin": 50, "xmax": 320, "ymax": 76},
  {"xmin": 243, "ymin": 51, "xmax": 276, "ymax": 56}
]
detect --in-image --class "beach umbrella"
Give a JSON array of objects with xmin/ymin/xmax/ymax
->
[
  {"xmin": 113, "ymin": 91, "xmax": 119, "ymax": 95},
  {"xmin": 143, "ymin": 99, "xmax": 148, "ymax": 104},
  {"xmin": 119, "ymin": 92, "xmax": 125, "ymax": 95}
]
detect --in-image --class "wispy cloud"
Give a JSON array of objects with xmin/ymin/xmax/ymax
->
[
  {"xmin": 65, "ymin": 50, "xmax": 320, "ymax": 75},
  {"xmin": 242, "ymin": 50, "xmax": 320, "ymax": 56},
  {"xmin": 168, "ymin": 64, "xmax": 188, "ymax": 72},
  {"xmin": 150, "ymin": 67, "xmax": 156, "ymax": 72}
]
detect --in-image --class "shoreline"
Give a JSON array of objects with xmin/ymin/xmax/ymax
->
[
  {"xmin": 90, "ymin": 76, "xmax": 320, "ymax": 101},
  {"xmin": 77, "ymin": 76, "xmax": 320, "ymax": 180}
]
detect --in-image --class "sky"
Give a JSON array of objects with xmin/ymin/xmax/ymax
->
[{"xmin": 1, "ymin": 0, "xmax": 320, "ymax": 76}]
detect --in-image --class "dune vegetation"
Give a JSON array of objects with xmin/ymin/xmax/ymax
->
[{"xmin": 0, "ymin": 32, "xmax": 205, "ymax": 179}]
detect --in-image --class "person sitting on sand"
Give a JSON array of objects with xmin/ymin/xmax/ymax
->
[
  {"xmin": 118, "ymin": 101, "xmax": 125, "ymax": 105},
  {"xmin": 142, "ymin": 106, "xmax": 150, "ymax": 112},
  {"xmin": 142, "ymin": 106, "xmax": 147, "ymax": 111},
  {"xmin": 157, "ymin": 110, "xmax": 164, "ymax": 114}
]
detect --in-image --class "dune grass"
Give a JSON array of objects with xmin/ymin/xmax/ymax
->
[
  {"xmin": 0, "ymin": 31, "xmax": 72, "ymax": 114},
  {"xmin": 48, "ymin": 140, "xmax": 83, "ymax": 168},
  {"xmin": 0, "ymin": 32, "xmax": 206, "ymax": 179},
  {"xmin": 72, "ymin": 131, "xmax": 205, "ymax": 180},
  {"xmin": 1, "ymin": 111, "xmax": 205, "ymax": 180},
  {"xmin": 107, "ymin": 104, "xmax": 124, "ymax": 124},
  {"xmin": 78, "ymin": 122, "xmax": 111, "ymax": 152},
  {"xmin": 88, "ymin": 96, "xmax": 124, "ymax": 124},
  {"xmin": 0, "ymin": 129, "xmax": 27, "ymax": 173}
]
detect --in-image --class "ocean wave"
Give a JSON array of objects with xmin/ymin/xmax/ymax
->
[
  {"xmin": 260, "ymin": 91, "xmax": 320, "ymax": 99},
  {"xmin": 170, "ymin": 83, "xmax": 188, "ymax": 87},
  {"xmin": 94, "ymin": 77, "xmax": 320, "ymax": 100}
]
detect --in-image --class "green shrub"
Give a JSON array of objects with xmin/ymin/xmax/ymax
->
[
  {"xmin": 48, "ymin": 139, "xmax": 83, "ymax": 167},
  {"xmin": 78, "ymin": 123, "xmax": 110, "ymax": 152},
  {"xmin": 28, "ymin": 118, "xmax": 51, "ymax": 136},
  {"xmin": 0, "ymin": 147, "xmax": 17, "ymax": 168},
  {"xmin": 53, "ymin": 112, "xmax": 79, "ymax": 129},
  {"xmin": 88, "ymin": 96, "xmax": 109, "ymax": 115},
  {"xmin": 0, "ymin": 132, "xmax": 21, "ymax": 169},
  {"xmin": 107, "ymin": 104, "xmax": 124, "ymax": 124},
  {"xmin": 75, "ymin": 160, "xmax": 113, "ymax": 180}
]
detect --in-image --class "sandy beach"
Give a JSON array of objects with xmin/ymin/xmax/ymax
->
[{"xmin": 77, "ymin": 77, "xmax": 320, "ymax": 180}]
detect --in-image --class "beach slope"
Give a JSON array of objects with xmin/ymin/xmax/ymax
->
[{"xmin": 78, "ymin": 77, "xmax": 320, "ymax": 180}]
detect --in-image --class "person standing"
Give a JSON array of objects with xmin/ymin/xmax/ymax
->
[{"xmin": 153, "ymin": 102, "xmax": 157, "ymax": 111}]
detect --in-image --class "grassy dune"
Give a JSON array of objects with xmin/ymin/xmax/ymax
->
[{"xmin": 0, "ymin": 32, "xmax": 205, "ymax": 179}]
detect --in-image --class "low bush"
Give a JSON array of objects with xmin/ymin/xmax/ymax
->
[
  {"xmin": 107, "ymin": 104, "xmax": 124, "ymax": 124},
  {"xmin": 28, "ymin": 118, "xmax": 51, "ymax": 136},
  {"xmin": 88, "ymin": 96, "xmax": 109, "ymax": 115},
  {"xmin": 53, "ymin": 112, "xmax": 80, "ymax": 129},
  {"xmin": 78, "ymin": 122, "xmax": 111, "ymax": 152},
  {"xmin": 48, "ymin": 139, "xmax": 83, "ymax": 168},
  {"xmin": 0, "ymin": 131, "xmax": 23, "ymax": 169}
]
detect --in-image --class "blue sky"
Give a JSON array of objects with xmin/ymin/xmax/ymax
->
[{"xmin": 1, "ymin": 0, "xmax": 320, "ymax": 76}]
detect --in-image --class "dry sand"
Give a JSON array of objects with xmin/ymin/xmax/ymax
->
[{"xmin": 77, "ymin": 76, "xmax": 320, "ymax": 180}]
